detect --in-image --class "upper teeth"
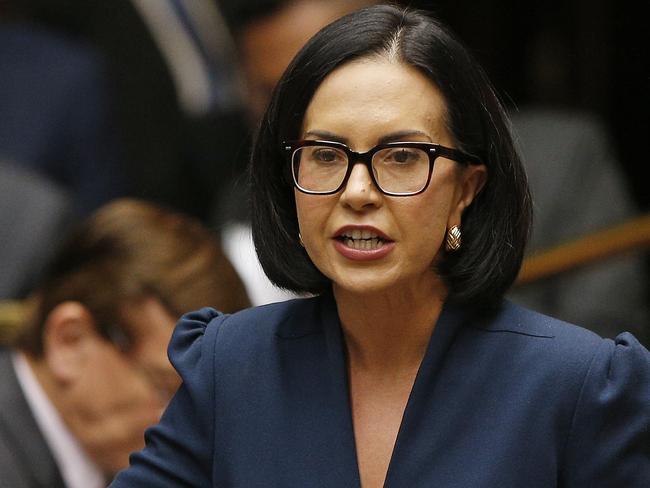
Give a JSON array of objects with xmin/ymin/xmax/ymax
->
[{"xmin": 342, "ymin": 229, "xmax": 380, "ymax": 239}]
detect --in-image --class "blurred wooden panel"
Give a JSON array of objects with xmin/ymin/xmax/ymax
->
[{"xmin": 517, "ymin": 213, "xmax": 650, "ymax": 285}]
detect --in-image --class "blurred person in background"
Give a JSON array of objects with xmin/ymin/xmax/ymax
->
[
  {"xmin": 10, "ymin": 0, "xmax": 248, "ymax": 222},
  {"xmin": 1, "ymin": 1, "xmax": 126, "ymax": 301},
  {"xmin": 214, "ymin": 0, "xmax": 377, "ymax": 305},
  {"xmin": 215, "ymin": 0, "xmax": 377, "ymax": 221},
  {"xmin": 0, "ymin": 3, "xmax": 127, "ymax": 218},
  {"xmin": 0, "ymin": 198, "xmax": 250, "ymax": 488},
  {"xmin": 220, "ymin": 0, "xmax": 377, "ymax": 124}
]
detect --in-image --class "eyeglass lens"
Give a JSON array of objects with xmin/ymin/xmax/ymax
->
[{"xmin": 292, "ymin": 145, "xmax": 430, "ymax": 194}]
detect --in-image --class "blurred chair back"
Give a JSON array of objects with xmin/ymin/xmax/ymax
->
[
  {"xmin": 508, "ymin": 109, "xmax": 649, "ymax": 340},
  {"xmin": 0, "ymin": 161, "xmax": 73, "ymax": 298}
]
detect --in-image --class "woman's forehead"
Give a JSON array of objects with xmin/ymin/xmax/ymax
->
[{"xmin": 301, "ymin": 58, "xmax": 450, "ymax": 146}]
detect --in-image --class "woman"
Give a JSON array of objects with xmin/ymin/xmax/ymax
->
[{"xmin": 111, "ymin": 5, "xmax": 649, "ymax": 487}]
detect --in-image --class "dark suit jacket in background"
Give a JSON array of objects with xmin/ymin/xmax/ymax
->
[
  {"xmin": 111, "ymin": 294, "xmax": 650, "ymax": 487},
  {"xmin": 0, "ymin": 348, "xmax": 65, "ymax": 488},
  {"xmin": 15, "ymin": 0, "xmax": 250, "ymax": 222},
  {"xmin": 0, "ymin": 21, "xmax": 126, "ymax": 217}
]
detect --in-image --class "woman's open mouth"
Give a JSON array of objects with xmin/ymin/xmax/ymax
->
[
  {"xmin": 333, "ymin": 226, "xmax": 394, "ymax": 260},
  {"xmin": 336, "ymin": 229, "xmax": 386, "ymax": 250}
]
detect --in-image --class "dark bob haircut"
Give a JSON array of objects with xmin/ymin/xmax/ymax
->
[{"xmin": 250, "ymin": 4, "xmax": 532, "ymax": 311}]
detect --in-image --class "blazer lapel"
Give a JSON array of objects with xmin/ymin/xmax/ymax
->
[
  {"xmin": 274, "ymin": 292, "xmax": 361, "ymax": 487},
  {"xmin": 383, "ymin": 304, "xmax": 468, "ymax": 487}
]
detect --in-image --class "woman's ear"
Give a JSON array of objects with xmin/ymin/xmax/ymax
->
[
  {"xmin": 449, "ymin": 164, "xmax": 487, "ymax": 226},
  {"xmin": 42, "ymin": 301, "xmax": 100, "ymax": 384}
]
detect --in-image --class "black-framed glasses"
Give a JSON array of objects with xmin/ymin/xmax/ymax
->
[{"xmin": 283, "ymin": 140, "xmax": 481, "ymax": 196}]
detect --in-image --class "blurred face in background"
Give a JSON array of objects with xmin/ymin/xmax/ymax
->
[
  {"xmin": 36, "ymin": 297, "xmax": 179, "ymax": 476},
  {"xmin": 239, "ymin": 0, "xmax": 375, "ymax": 121}
]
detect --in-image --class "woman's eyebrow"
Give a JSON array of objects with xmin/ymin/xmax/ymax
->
[
  {"xmin": 377, "ymin": 130, "xmax": 432, "ymax": 144},
  {"xmin": 303, "ymin": 129, "xmax": 433, "ymax": 145},
  {"xmin": 303, "ymin": 130, "xmax": 347, "ymax": 143}
]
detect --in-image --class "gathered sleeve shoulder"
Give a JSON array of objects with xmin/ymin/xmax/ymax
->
[
  {"xmin": 564, "ymin": 332, "xmax": 650, "ymax": 486},
  {"xmin": 110, "ymin": 308, "xmax": 228, "ymax": 487}
]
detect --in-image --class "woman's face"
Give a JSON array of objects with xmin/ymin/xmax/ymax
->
[{"xmin": 295, "ymin": 58, "xmax": 485, "ymax": 298}]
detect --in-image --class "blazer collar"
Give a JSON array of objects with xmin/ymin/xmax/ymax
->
[
  {"xmin": 270, "ymin": 291, "xmax": 362, "ymax": 486},
  {"xmin": 274, "ymin": 292, "xmax": 468, "ymax": 487},
  {"xmin": 384, "ymin": 303, "xmax": 468, "ymax": 486}
]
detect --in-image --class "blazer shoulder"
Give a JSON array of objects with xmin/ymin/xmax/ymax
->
[
  {"xmin": 213, "ymin": 296, "xmax": 327, "ymax": 349},
  {"xmin": 169, "ymin": 296, "xmax": 325, "ymax": 371},
  {"xmin": 469, "ymin": 301, "xmax": 608, "ymax": 370},
  {"xmin": 481, "ymin": 300, "xmax": 603, "ymax": 341}
]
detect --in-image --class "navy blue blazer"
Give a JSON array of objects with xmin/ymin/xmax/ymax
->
[{"xmin": 111, "ymin": 294, "xmax": 650, "ymax": 487}]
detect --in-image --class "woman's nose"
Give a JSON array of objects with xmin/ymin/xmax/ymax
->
[{"xmin": 338, "ymin": 162, "xmax": 382, "ymax": 210}]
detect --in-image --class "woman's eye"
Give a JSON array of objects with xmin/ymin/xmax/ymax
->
[
  {"xmin": 388, "ymin": 149, "xmax": 417, "ymax": 163},
  {"xmin": 313, "ymin": 149, "xmax": 340, "ymax": 162}
]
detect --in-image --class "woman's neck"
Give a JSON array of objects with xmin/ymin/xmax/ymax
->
[{"xmin": 333, "ymin": 282, "xmax": 446, "ymax": 373}]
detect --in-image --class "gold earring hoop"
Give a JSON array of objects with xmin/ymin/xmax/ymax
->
[
  {"xmin": 298, "ymin": 232, "xmax": 305, "ymax": 247},
  {"xmin": 445, "ymin": 225, "xmax": 461, "ymax": 252}
]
